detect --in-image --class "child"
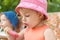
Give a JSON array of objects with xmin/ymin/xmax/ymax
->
[
  {"xmin": 0, "ymin": 0, "xmax": 57, "ymax": 40},
  {"xmin": 15, "ymin": 0, "xmax": 57, "ymax": 40},
  {"xmin": 0, "ymin": 11, "xmax": 21, "ymax": 40}
]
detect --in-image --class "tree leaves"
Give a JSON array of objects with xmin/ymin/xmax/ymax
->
[
  {"xmin": 48, "ymin": 0, "xmax": 60, "ymax": 12},
  {"xmin": 0, "ymin": 0, "xmax": 20, "ymax": 12},
  {"xmin": 0, "ymin": 0, "xmax": 60, "ymax": 12}
]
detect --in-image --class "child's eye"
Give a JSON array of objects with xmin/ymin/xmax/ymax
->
[
  {"xmin": 1, "ymin": 19, "xmax": 5, "ymax": 22},
  {"xmin": 25, "ymin": 14, "xmax": 30, "ymax": 17},
  {"xmin": 18, "ymin": 16, "xmax": 23, "ymax": 19}
]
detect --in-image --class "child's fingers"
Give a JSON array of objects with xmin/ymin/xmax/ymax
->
[
  {"xmin": 0, "ymin": 23, "xmax": 6, "ymax": 29},
  {"xmin": 6, "ymin": 29, "xmax": 19, "ymax": 38}
]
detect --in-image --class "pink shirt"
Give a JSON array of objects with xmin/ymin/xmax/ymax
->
[{"xmin": 24, "ymin": 25, "xmax": 49, "ymax": 40}]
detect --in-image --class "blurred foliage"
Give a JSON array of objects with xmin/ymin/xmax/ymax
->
[
  {"xmin": 0, "ymin": 0, "xmax": 20, "ymax": 12},
  {"xmin": 0, "ymin": 0, "xmax": 60, "ymax": 12},
  {"xmin": 48, "ymin": 0, "xmax": 60, "ymax": 12}
]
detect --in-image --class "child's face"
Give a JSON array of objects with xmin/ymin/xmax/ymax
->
[
  {"xmin": 0, "ymin": 14, "xmax": 12, "ymax": 28},
  {"xmin": 19, "ymin": 8, "xmax": 43, "ymax": 28}
]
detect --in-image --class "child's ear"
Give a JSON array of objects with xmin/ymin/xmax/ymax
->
[
  {"xmin": 39, "ymin": 14, "xmax": 44, "ymax": 20},
  {"xmin": 39, "ymin": 14, "xmax": 43, "ymax": 18}
]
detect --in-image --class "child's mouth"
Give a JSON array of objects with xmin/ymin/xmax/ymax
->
[{"xmin": 23, "ymin": 23, "xmax": 29, "ymax": 26}]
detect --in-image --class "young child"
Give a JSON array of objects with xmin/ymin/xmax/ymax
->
[
  {"xmin": 0, "ymin": 11, "xmax": 21, "ymax": 40},
  {"xmin": 0, "ymin": 0, "xmax": 57, "ymax": 40},
  {"xmin": 15, "ymin": 0, "xmax": 57, "ymax": 40}
]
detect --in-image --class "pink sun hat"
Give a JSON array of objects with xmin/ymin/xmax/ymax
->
[{"xmin": 15, "ymin": 0, "xmax": 48, "ymax": 20}]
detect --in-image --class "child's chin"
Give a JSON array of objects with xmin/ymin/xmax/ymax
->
[{"xmin": 28, "ymin": 26, "xmax": 34, "ymax": 28}]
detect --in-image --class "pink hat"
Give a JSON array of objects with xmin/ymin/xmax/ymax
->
[{"xmin": 15, "ymin": 0, "xmax": 48, "ymax": 20}]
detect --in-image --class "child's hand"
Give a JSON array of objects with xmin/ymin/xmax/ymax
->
[
  {"xmin": 3, "ymin": 27, "xmax": 19, "ymax": 38},
  {"xmin": 8, "ymin": 30, "xmax": 19, "ymax": 38},
  {"xmin": 0, "ymin": 23, "xmax": 6, "ymax": 29}
]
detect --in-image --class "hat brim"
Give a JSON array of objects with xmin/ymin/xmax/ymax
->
[{"xmin": 15, "ymin": 2, "xmax": 48, "ymax": 20}]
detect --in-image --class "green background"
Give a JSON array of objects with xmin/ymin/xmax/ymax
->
[{"xmin": 0, "ymin": 0, "xmax": 60, "ymax": 12}]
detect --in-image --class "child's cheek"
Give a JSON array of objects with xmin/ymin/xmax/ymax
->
[
  {"xmin": 1, "ymin": 21, "xmax": 7, "ymax": 26},
  {"xmin": 26, "ymin": 17, "xmax": 30, "ymax": 22}
]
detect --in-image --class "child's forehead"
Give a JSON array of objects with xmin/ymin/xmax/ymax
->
[
  {"xmin": 19, "ymin": 8, "xmax": 42, "ymax": 16},
  {"xmin": 20, "ymin": 8, "xmax": 32, "ymax": 13},
  {"xmin": 0, "ymin": 14, "xmax": 7, "ymax": 19},
  {"xmin": 20, "ymin": 8, "xmax": 37, "ymax": 14},
  {"xmin": 0, "ymin": 13, "xmax": 4, "ymax": 18}
]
